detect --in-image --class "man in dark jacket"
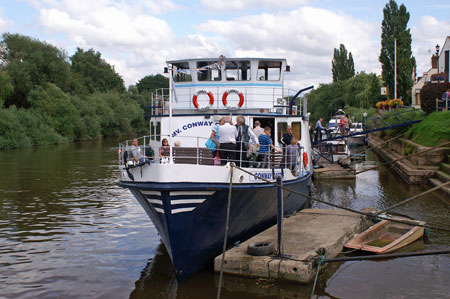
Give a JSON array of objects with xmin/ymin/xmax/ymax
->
[{"xmin": 235, "ymin": 116, "xmax": 258, "ymax": 167}]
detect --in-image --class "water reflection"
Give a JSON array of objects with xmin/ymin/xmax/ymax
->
[{"xmin": 1, "ymin": 140, "xmax": 449, "ymax": 298}]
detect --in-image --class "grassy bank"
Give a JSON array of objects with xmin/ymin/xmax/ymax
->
[{"xmin": 404, "ymin": 111, "xmax": 450, "ymax": 147}]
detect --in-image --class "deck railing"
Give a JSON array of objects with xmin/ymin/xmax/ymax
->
[
  {"xmin": 119, "ymin": 136, "xmax": 307, "ymax": 175},
  {"xmin": 148, "ymin": 87, "xmax": 306, "ymax": 116}
]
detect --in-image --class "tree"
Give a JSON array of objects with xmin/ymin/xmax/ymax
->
[
  {"xmin": 70, "ymin": 48, "xmax": 125, "ymax": 94},
  {"xmin": 331, "ymin": 44, "xmax": 355, "ymax": 82},
  {"xmin": 0, "ymin": 33, "xmax": 72, "ymax": 107},
  {"xmin": 379, "ymin": 0, "xmax": 416, "ymax": 104},
  {"xmin": 136, "ymin": 74, "xmax": 168, "ymax": 94},
  {"xmin": 0, "ymin": 71, "xmax": 14, "ymax": 106}
]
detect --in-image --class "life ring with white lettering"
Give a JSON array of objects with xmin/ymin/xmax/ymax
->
[
  {"xmin": 222, "ymin": 89, "xmax": 244, "ymax": 111},
  {"xmin": 193, "ymin": 90, "xmax": 214, "ymax": 111},
  {"xmin": 303, "ymin": 152, "xmax": 308, "ymax": 168}
]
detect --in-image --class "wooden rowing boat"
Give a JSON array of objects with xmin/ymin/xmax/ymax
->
[{"xmin": 345, "ymin": 218, "xmax": 425, "ymax": 254}]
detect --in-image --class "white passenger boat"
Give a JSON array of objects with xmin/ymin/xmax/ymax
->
[{"xmin": 118, "ymin": 57, "xmax": 313, "ymax": 281}]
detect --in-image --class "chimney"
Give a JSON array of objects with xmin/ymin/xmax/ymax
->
[{"xmin": 431, "ymin": 54, "xmax": 438, "ymax": 69}]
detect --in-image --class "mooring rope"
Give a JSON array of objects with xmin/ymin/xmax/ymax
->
[
  {"xmin": 234, "ymin": 165, "xmax": 450, "ymax": 232},
  {"xmin": 354, "ymin": 141, "xmax": 450, "ymax": 175},
  {"xmin": 310, "ymin": 248, "xmax": 327, "ymax": 299},
  {"xmin": 340, "ymin": 132, "xmax": 406, "ymax": 163},
  {"xmin": 216, "ymin": 163, "xmax": 235, "ymax": 299}
]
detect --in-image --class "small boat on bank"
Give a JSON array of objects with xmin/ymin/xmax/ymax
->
[
  {"xmin": 349, "ymin": 122, "xmax": 366, "ymax": 146},
  {"xmin": 344, "ymin": 218, "xmax": 425, "ymax": 254}
]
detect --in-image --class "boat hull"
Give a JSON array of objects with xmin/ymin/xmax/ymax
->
[{"xmin": 119, "ymin": 172, "xmax": 312, "ymax": 281}]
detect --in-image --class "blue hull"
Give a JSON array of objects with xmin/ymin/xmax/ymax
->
[{"xmin": 119, "ymin": 172, "xmax": 312, "ymax": 281}]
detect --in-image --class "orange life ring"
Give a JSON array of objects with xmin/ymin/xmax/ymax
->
[
  {"xmin": 193, "ymin": 90, "xmax": 214, "ymax": 111},
  {"xmin": 222, "ymin": 89, "xmax": 244, "ymax": 110},
  {"xmin": 303, "ymin": 152, "xmax": 308, "ymax": 168}
]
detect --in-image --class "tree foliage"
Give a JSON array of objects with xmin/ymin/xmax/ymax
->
[
  {"xmin": 70, "ymin": 48, "xmax": 125, "ymax": 94},
  {"xmin": 308, "ymin": 72, "xmax": 382, "ymax": 122},
  {"xmin": 0, "ymin": 33, "xmax": 72, "ymax": 107},
  {"xmin": 331, "ymin": 44, "xmax": 355, "ymax": 82},
  {"xmin": 0, "ymin": 71, "xmax": 14, "ymax": 106},
  {"xmin": 136, "ymin": 74, "xmax": 168, "ymax": 93},
  {"xmin": 379, "ymin": 0, "xmax": 416, "ymax": 103}
]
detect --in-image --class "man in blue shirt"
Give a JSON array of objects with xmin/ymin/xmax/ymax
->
[
  {"xmin": 258, "ymin": 126, "xmax": 280, "ymax": 168},
  {"xmin": 315, "ymin": 118, "xmax": 325, "ymax": 142}
]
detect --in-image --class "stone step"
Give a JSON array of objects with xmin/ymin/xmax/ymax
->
[
  {"xmin": 441, "ymin": 163, "xmax": 450, "ymax": 174},
  {"xmin": 436, "ymin": 170, "xmax": 450, "ymax": 182},
  {"xmin": 429, "ymin": 178, "xmax": 450, "ymax": 197}
]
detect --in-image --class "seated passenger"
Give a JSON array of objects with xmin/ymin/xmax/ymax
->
[
  {"xmin": 159, "ymin": 138, "xmax": 170, "ymax": 157},
  {"xmin": 129, "ymin": 138, "xmax": 152, "ymax": 165}
]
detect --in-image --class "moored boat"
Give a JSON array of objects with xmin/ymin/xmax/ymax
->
[
  {"xmin": 344, "ymin": 218, "xmax": 425, "ymax": 254},
  {"xmin": 118, "ymin": 57, "xmax": 313, "ymax": 281}
]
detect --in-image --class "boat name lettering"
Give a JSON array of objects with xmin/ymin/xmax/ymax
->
[
  {"xmin": 172, "ymin": 121, "xmax": 214, "ymax": 137},
  {"xmin": 250, "ymin": 172, "xmax": 284, "ymax": 181}
]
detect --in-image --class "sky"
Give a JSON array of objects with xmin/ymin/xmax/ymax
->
[{"xmin": 1, "ymin": 0, "xmax": 449, "ymax": 89}]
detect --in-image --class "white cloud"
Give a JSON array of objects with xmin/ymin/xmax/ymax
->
[
  {"xmin": 0, "ymin": 7, "xmax": 12, "ymax": 31},
  {"xmin": 200, "ymin": 0, "xmax": 313, "ymax": 12},
  {"xmin": 412, "ymin": 16, "xmax": 450, "ymax": 74},
  {"xmin": 198, "ymin": 7, "xmax": 380, "ymax": 88}
]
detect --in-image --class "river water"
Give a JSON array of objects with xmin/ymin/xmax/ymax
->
[{"xmin": 0, "ymin": 140, "xmax": 449, "ymax": 298}]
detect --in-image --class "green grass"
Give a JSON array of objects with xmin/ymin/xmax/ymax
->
[{"xmin": 405, "ymin": 111, "xmax": 450, "ymax": 147}]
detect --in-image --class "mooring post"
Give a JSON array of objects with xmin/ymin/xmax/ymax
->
[{"xmin": 276, "ymin": 175, "xmax": 284, "ymax": 255}]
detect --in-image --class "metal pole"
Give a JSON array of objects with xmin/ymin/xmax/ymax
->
[
  {"xmin": 394, "ymin": 38, "xmax": 397, "ymax": 99},
  {"xmin": 276, "ymin": 175, "xmax": 284, "ymax": 255},
  {"xmin": 168, "ymin": 65, "xmax": 173, "ymax": 163}
]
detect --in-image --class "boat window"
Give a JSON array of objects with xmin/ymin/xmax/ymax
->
[
  {"xmin": 155, "ymin": 122, "xmax": 161, "ymax": 142},
  {"xmin": 277, "ymin": 122, "xmax": 287, "ymax": 143},
  {"xmin": 257, "ymin": 61, "xmax": 281, "ymax": 81},
  {"xmin": 150, "ymin": 122, "xmax": 155, "ymax": 141},
  {"xmin": 197, "ymin": 61, "xmax": 222, "ymax": 81},
  {"xmin": 172, "ymin": 62, "xmax": 192, "ymax": 82},
  {"xmin": 291, "ymin": 122, "xmax": 301, "ymax": 141},
  {"xmin": 225, "ymin": 61, "xmax": 251, "ymax": 81}
]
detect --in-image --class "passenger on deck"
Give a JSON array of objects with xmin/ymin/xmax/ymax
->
[
  {"xmin": 219, "ymin": 116, "xmax": 237, "ymax": 165},
  {"xmin": 159, "ymin": 138, "xmax": 170, "ymax": 157},
  {"xmin": 129, "ymin": 138, "xmax": 152, "ymax": 164},
  {"xmin": 210, "ymin": 117, "xmax": 225, "ymax": 157},
  {"xmin": 286, "ymin": 138, "xmax": 303, "ymax": 171},
  {"xmin": 257, "ymin": 126, "xmax": 280, "ymax": 168},
  {"xmin": 235, "ymin": 116, "xmax": 258, "ymax": 167},
  {"xmin": 253, "ymin": 121, "xmax": 264, "ymax": 138}
]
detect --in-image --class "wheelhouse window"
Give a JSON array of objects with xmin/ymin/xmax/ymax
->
[
  {"xmin": 257, "ymin": 61, "xmax": 282, "ymax": 81},
  {"xmin": 291, "ymin": 122, "xmax": 301, "ymax": 141},
  {"xmin": 172, "ymin": 62, "xmax": 192, "ymax": 82},
  {"xmin": 197, "ymin": 61, "xmax": 222, "ymax": 81},
  {"xmin": 225, "ymin": 61, "xmax": 251, "ymax": 81}
]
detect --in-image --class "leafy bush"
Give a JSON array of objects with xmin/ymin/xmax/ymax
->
[{"xmin": 420, "ymin": 82, "xmax": 450, "ymax": 114}]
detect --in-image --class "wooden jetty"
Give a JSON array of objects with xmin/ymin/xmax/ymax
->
[{"xmin": 214, "ymin": 209, "xmax": 364, "ymax": 283}]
